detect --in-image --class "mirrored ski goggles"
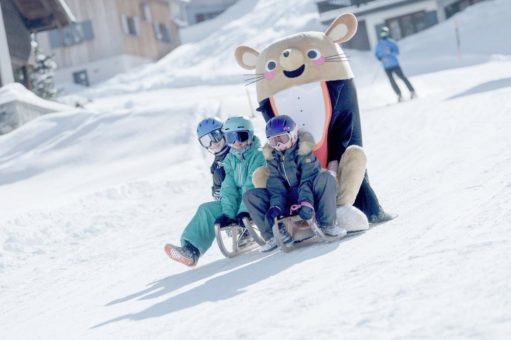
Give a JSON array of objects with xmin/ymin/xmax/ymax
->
[
  {"xmin": 225, "ymin": 131, "xmax": 251, "ymax": 145},
  {"xmin": 268, "ymin": 133, "xmax": 292, "ymax": 148},
  {"xmin": 198, "ymin": 129, "xmax": 224, "ymax": 148}
]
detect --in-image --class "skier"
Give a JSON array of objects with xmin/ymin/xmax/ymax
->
[
  {"xmin": 375, "ymin": 26, "xmax": 417, "ymax": 102},
  {"xmin": 164, "ymin": 116, "xmax": 265, "ymax": 266},
  {"xmin": 244, "ymin": 115, "xmax": 345, "ymax": 252}
]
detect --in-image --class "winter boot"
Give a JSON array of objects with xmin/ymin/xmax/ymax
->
[
  {"xmin": 164, "ymin": 242, "xmax": 199, "ymax": 267},
  {"xmin": 320, "ymin": 225, "xmax": 347, "ymax": 237},
  {"xmin": 368, "ymin": 209, "xmax": 397, "ymax": 224},
  {"xmin": 410, "ymin": 91, "xmax": 418, "ymax": 100},
  {"xmin": 259, "ymin": 237, "xmax": 278, "ymax": 252},
  {"xmin": 397, "ymin": 94, "xmax": 404, "ymax": 102}
]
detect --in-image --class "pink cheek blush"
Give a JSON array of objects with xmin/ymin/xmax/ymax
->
[
  {"xmin": 265, "ymin": 71, "xmax": 276, "ymax": 80},
  {"xmin": 313, "ymin": 56, "xmax": 326, "ymax": 65}
]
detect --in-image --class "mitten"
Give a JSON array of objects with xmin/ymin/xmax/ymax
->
[
  {"xmin": 215, "ymin": 214, "xmax": 236, "ymax": 228},
  {"xmin": 298, "ymin": 202, "xmax": 314, "ymax": 220},
  {"xmin": 236, "ymin": 212, "xmax": 250, "ymax": 227}
]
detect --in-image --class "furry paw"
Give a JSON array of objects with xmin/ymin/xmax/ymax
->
[
  {"xmin": 336, "ymin": 205, "xmax": 369, "ymax": 232},
  {"xmin": 252, "ymin": 166, "xmax": 269, "ymax": 188}
]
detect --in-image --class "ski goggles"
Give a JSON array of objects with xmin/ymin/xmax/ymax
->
[
  {"xmin": 198, "ymin": 129, "xmax": 224, "ymax": 148},
  {"xmin": 225, "ymin": 131, "xmax": 251, "ymax": 145},
  {"xmin": 268, "ymin": 133, "xmax": 292, "ymax": 149}
]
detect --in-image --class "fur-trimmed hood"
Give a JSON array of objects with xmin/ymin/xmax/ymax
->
[{"xmin": 262, "ymin": 129, "xmax": 316, "ymax": 160}]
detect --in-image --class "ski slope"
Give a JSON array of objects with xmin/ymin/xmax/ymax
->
[{"xmin": 1, "ymin": 0, "xmax": 511, "ymax": 339}]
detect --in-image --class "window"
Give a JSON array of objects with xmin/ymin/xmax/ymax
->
[
  {"xmin": 73, "ymin": 70, "xmax": 89, "ymax": 86},
  {"xmin": 195, "ymin": 11, "xmax": 222, "ymax": 24},
  {"xmin": 48, "ymin": 21, "xmax": 94, "ymax": 48},
  {"xmin": 385, "ymin": 11, "xmax": 436, "ymax": 40},
  {"xmin": 122, "ymin": 15, "xmax": 140, "ymax": 36},
  {"xmin": 153, "ymin": 22, "xmax": 171, "ymax": 43},
  {"xmin": 140, "ymin": 2, "xmax": 152, "ymax": 21},
  {"xmin": 445, "ymin": 0, "xmax": 486, "ymax": 19}
]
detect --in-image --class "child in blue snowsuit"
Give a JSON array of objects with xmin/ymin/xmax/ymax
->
[
  {"xmin": 165, "ymin": 116, "xmax": 265, "ymax": 266},
  {"xmin": 375, "ymin": 26, "xmax": 416, "ymax": 102},
  {"xmin": 243, "ymin": 115, "xmax": 345, "ymax": 252}
]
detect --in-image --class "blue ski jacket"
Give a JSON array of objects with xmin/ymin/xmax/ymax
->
[{"xmin": 375, "ymin": 38, "xmax": 400, "ymax": 69}]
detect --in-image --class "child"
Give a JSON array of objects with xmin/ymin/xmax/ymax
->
[
  {"xmin": 164, "ymin": 116, "xmax": 265, "ymax": 266},
  {"xmin": 243, "ymin": 115, "xmax": 345, "ymax": 252},
  {"xmin": 197, "ymin": 117, "xmax": 230, "ymax": 201}
]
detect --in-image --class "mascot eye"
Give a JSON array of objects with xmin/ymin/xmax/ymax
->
[
  {"xmin": 265, "ymin": 60, "xmax": 277, "ymax": 72},
  {"xmin": 306, "ymin": 49, "xmax": 322, "ymax": 61}
]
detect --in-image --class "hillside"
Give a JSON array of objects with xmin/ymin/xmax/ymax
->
[{"xmin": 1, "ymin": 0, "xmax": 511, "ymax": 339}]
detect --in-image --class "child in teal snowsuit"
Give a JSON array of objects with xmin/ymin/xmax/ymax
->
[{"xmin": 165, "ymin": 116, "xmax": 265, "ymax": 266}]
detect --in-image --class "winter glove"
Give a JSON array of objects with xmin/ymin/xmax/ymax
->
[
  {"xmin": 215, "ymin": 214, "xmax": 236, "ymax": 228},
  {"xmin": 265, "ymin": 206, "xmax": 282, "ymax": 226},
  {"xmin": 267, "ymin": 206, "xmax": 282, "ymax": 219},
  {"xmin": 298, "ymin": 202, "xmax": 315, "ymax": 220},
  {"xmin": 236, "ymin": 212, "xmax": 250, "ymax": 227}
]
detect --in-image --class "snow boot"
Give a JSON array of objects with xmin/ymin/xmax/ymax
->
[
  {"xmin": 164, "ymin": 243, "xmax": 199, "ymax": 267},
  {"xmin": 368, "ymin": 210, "xmax": 397, "ymax": 224},
  {"xmin": 410, "ymin": 91, "xmax": 418, "ymax": 100},
  {"xmin": 320, "ymin": 225, "xmax": 347, "ymax": 237},
  {"xmin": 260, "ymin": 222, "xmax": 293, "ymax": 252},
  {"xmin": 260, "ymin": 237, "xmax": 278, "ymax": 252}
]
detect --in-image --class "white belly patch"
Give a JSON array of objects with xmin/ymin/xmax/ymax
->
[{"xmin": 271, "ymin": 82, "xmax": 329, "ymax": 146}]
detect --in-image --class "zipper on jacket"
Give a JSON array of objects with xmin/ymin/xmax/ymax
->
[
  {"xmin": 237, "ymin": 163, "xmax": 243, "ymax": 185},
  {"xmin": 279, "ymin": 155, "xmax": 291, "ymax": 186}
]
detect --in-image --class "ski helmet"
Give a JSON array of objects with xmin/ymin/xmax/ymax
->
[
  {"xmin": 196, "ymin": 117, "xmax": 223, "ymax": 138},
  {"xmin": 380, "ymin": 26, "xmax": 390, "ymax": 38},
  {"xmin": 222, "ymin": 116, "xmax": 254, "ymax": 144},
  {"xmin": 265, "ymin": 115, "xmax": 298, "ymax": 151},
  {"xmin": 196, "ymin": 117, "xmax": 225, "ymax": 151}
]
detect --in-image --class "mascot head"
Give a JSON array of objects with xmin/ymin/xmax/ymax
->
[{"xmin": 235, "ymin": 13, "xmax": 358, "ymax": 102}]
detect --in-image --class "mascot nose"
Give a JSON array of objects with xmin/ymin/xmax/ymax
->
[{"xmin": 279, "ymin": 48, "xmax": 304, "ymax": 70}]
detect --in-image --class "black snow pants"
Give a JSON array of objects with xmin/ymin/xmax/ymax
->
[{"xmin": 385, "ymin": 65, "xmax": 415, "ymax": 96}]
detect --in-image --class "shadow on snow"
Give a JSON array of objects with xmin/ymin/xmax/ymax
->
[{"xmin": 92, "ymin": 240, "xmax": 347, "ymax": 329}]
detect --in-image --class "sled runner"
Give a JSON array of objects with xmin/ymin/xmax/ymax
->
[
  {"xmin": 272, "ymin": 215, "xmax": 347, "ymax": 253},
  {"xmin": 215, "ymin": 217, "xmax": 266, "ymax": 258}
]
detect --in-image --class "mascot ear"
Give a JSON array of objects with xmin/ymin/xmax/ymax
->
[
  {"xmin": 325, "ymin": 13, "xmax": 358, "ymax": 44},
  {"xmin": 235, "ymin": 46, "xmax": 260, "ymax": 70}
]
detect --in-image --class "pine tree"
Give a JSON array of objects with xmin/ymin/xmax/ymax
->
[{"xmin": 30, "ymin": 40, "xmax": 58, "ymax": 100}]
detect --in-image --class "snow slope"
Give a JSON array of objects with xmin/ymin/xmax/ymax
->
[{"xmin": 1, "ymin": 0, "xmax": 511, "ymax": 339}]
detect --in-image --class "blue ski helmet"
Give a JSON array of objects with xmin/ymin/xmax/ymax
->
[
  {"xmin": 196, "ymin": 117, "xmax": 223, "ymax": 138},
  {"xmin": 265, "ymin": 115, "xmax": 296, "ymax": 138}
]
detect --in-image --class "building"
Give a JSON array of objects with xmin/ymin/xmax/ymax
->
[
  {"xmin": 316, "ymin": 0, "xmax": 488, "ymax": 51},
  {"xmin": 169, "ymin": 0, "xmax": 237, "ymax": 27},
  {"xmin": 36, "ymin": 0, "xmax": 180, "ymax": 87},
  {"xmin": 0, "ymin": 0, "xmax": 74, "ymax": 134},
  {"xmin": 0, "ymin": 0, "xmax": 73, "ymax": 87}
]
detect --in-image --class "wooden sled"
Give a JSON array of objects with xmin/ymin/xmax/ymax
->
[
  {"xmin": 215, "ymin": 217, "xmax": 266, "ymax": 258},
  {"xmin": 272, "ymin": 215, "xmax": 347, "ymax": 253}
]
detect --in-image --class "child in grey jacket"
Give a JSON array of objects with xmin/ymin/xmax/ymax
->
[{"xmin": 243, "ymin": 115, "xmax": 345, "ymax": 252}]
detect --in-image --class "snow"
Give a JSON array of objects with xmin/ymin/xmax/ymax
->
[
  {"xmin": 0, "ymin": 83, "xmax": 70, "ymax": 111},
  {"xmin": 1, "ymin": 0, "xmax": 511, "ymax": 339}
]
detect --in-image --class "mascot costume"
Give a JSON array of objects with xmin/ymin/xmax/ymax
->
[{"xmin": 235, "ymin": 13, "xmax": 392, "ymax": 230}]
